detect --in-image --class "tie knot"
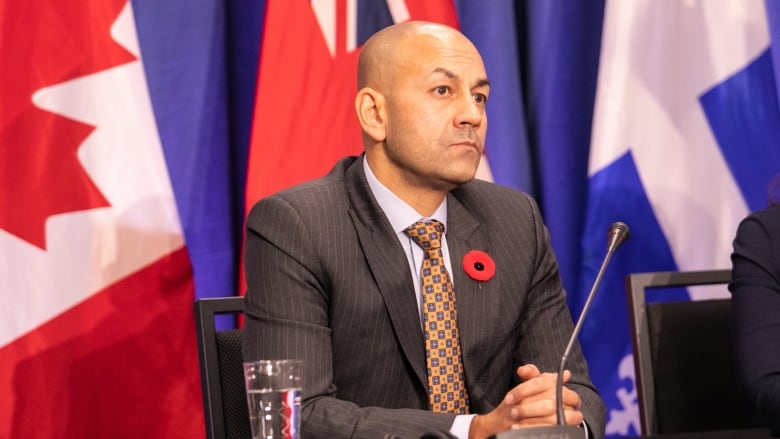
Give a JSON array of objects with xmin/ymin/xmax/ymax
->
[{"xmin": 406, "ymin": 220, "xmax": 444, "ymax": 251}]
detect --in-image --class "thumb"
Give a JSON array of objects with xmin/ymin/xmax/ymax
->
[{"xmin": 516, "ymin": 364, "xmax": 541, "ymax": 380}]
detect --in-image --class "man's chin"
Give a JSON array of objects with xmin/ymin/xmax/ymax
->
[{"xmin": 440, "ymin": 169, "xmax": 479, "ymax": 190}]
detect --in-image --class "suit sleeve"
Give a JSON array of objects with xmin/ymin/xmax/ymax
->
[
  {"xmin": 515, "ymin": 195, "xmax": 606, "ymax": 436},
  {"xmin": 242, "ymin": 195, "xmax": 456, "ymax": 439},
  {"xmin": 730, "ymin": 207, "xmax": 780, "ymax": 434}
]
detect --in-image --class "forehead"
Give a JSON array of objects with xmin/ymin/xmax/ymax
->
[{"xmin": 396, "ymin": 32, "xmax": 487, "ymax": 80}]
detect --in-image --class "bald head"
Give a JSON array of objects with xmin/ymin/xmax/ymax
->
[
  {"xmin": 357, "ymin": 21, "xmax": 481, "ymax": 91},
  {"xmin": 353, "ymin": 20, "xmax": 489, "ymax": 212}
]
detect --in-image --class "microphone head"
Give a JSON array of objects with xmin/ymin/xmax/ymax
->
[{"xmin": 607, "ymin": 221, "xmax": 630, "ymax": 252}]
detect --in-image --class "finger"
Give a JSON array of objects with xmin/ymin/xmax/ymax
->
[
  {"xmin": 516, "ymin": 364, "xmax": 541, "ymax": 380},
  {"xmin": 515, "ymin": 385, "xmax": 581, "ymax": 410},
  {"xmin": 510, "ymin": 398, "xmax": 579, "ymax": 420},
  {"xmin": 505, "ymin": 373, "xmax": 558, "ymax": 403},
  {"xmin": 518, "ymin": 366, "xmax": 572, "ymax": 382},
  {"xmin": 506, "ymin": 370, "xmax": 575, "ymax": 405},
  {"xmin": 510, "ymin": 408, "xmax": 585, "ymax": 427},
  {"xmin": 510, "ymin": 398, "xmax": 556, "ymax": 420},
  {"xmin": 517, "ymin": 368, "xmax": 568, "ymax": 389},
  {"xmin": 561, "ymin": 387, "xmax": 582, "ymax": 410}
]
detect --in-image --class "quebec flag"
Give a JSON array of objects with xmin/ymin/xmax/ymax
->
[{"xmin": 581, "ymin": 1, "xmax": 780, "ymax": 436}]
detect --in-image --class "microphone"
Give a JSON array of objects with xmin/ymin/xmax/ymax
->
[{"xmin": 493, "ymin": 221, "xmax": 629, "ymax": 439}]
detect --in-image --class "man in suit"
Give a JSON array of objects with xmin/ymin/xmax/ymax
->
[{"xmin": 243, "ymin": 21, "xmax": 606, "ymax": 439}]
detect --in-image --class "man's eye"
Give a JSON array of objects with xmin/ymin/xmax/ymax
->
[
  {"xmin": 474, "ymin": 93, "xmax": 488, "ymax": 104},
  {"xmin": 434, "ymin": 86, "xmax": 450, "ymax": 95}
]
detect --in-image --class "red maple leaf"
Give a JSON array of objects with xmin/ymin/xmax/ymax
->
[{"xmin": 0, "ymin": 0, "xmax": 137, "ymax": 249}]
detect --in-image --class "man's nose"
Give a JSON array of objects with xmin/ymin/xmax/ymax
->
[{"xmin": 454, "ymin": 94, "xmax": 483, "ymax": 128}]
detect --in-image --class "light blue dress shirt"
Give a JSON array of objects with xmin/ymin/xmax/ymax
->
[{"xmin": 363, "ymin": 158, "xmax": 475, "ymax": 438}]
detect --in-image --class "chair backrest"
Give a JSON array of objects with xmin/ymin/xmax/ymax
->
[
  {"xmin": 194, "ymin": 296, "xmax": 251, "ymax": 439},
  {"xmin": 626, "ymin": 269, "xmax": 752, "ymax": 435}
]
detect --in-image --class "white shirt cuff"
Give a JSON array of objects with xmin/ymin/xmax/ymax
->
[{"xmin": 450, "ymin": 414, "xmax": 477, "ymax": 439}]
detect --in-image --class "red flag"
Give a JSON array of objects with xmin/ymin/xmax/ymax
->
[{"xmin": 0, "ymin": 1, "xmax": 203, "ymax": 437}]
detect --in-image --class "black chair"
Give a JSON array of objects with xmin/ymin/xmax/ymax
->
[
  {"xmin": 194, "ymin": 296, "xmax": 251, "ymax": 439},
  {"xmin": 625, "ymin": 269, "xmax": 752, "ymax": 436}
]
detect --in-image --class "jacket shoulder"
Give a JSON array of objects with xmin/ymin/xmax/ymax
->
[
  {"xmin": 453, "ymin": 179, "xmax": 540, "ymax": 217},
  {"xmin": 246, "ymin": 156, "xmax": 358, "ymax": 219}
]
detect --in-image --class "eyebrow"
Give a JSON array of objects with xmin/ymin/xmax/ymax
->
[{"xmin": 431, "ymin": 67, "xmax": 491, "ymax": 89}]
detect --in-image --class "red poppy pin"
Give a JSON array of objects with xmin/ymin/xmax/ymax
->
[{"xmin": 462, "ymin": 250, "xmax": 496, "ymax": 282}]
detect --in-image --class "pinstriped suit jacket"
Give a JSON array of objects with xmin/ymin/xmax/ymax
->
[{"xmin": 243, "ymin": 155, "xmax": 606, "ymax": 439}]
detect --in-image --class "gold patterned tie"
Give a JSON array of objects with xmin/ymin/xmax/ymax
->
[{"xmin": 405, "ymin": 219, "xmax": 470, "ymax": 414}]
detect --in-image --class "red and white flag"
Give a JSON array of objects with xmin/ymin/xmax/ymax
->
[{"xmin": 0, "ymin": 1, "xmax": 203, "ymax": 437}]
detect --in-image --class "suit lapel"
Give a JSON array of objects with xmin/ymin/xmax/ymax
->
[
  {"xmin": 446, "ymin": 191, "xmax": 503, "ymax": 402},
  {"xmin": 343, "ymin": 157, "xmax": 428, "ymax": 390},
  {"xmin": 341, "ymin": 156, "xmax": 503, "ymax": 401}
]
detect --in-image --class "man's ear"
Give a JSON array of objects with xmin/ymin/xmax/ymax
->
[{"xmin": 355, "ymin": 87, "xmax": 386, "ymax": 142}]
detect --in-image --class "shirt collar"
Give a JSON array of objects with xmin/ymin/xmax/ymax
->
[{"xmin": 363, "ymin": 157, "xmax": 447, "ymax": 233}]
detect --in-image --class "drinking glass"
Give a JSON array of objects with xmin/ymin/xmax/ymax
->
[{"xmin": 243, "ymin": 359, "xmax": 302, "ymax": 439}]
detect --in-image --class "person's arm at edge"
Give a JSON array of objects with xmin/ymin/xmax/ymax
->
[{"xmin": 731, "ymin": 209, "xmax": 780, "ymax": 434}]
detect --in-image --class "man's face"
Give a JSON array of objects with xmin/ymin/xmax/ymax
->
[{"xmin": 380, "ymin": 30, "xmax": 490, "ymax": 193}]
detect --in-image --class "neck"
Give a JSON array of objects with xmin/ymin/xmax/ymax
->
[
  {"xmin": 365, "ymin": 152, "xmax": 449, "ymax": 217},
  {"xmin": 376, "ymin": 173, "xmax": 446, "ymax": 216},
  {"xmin": 407, "ymin": 191, "xmax": 446, "ymax": 217}
]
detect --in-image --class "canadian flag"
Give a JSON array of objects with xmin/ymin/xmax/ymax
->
[{"xmin": 0, "ymin": 1, "xmax": 203, "ymax": 437}]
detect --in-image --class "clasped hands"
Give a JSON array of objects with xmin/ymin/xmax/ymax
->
[{"xmin": 468, "ymin": 364, "xmax": 584, "ymax": 439}]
